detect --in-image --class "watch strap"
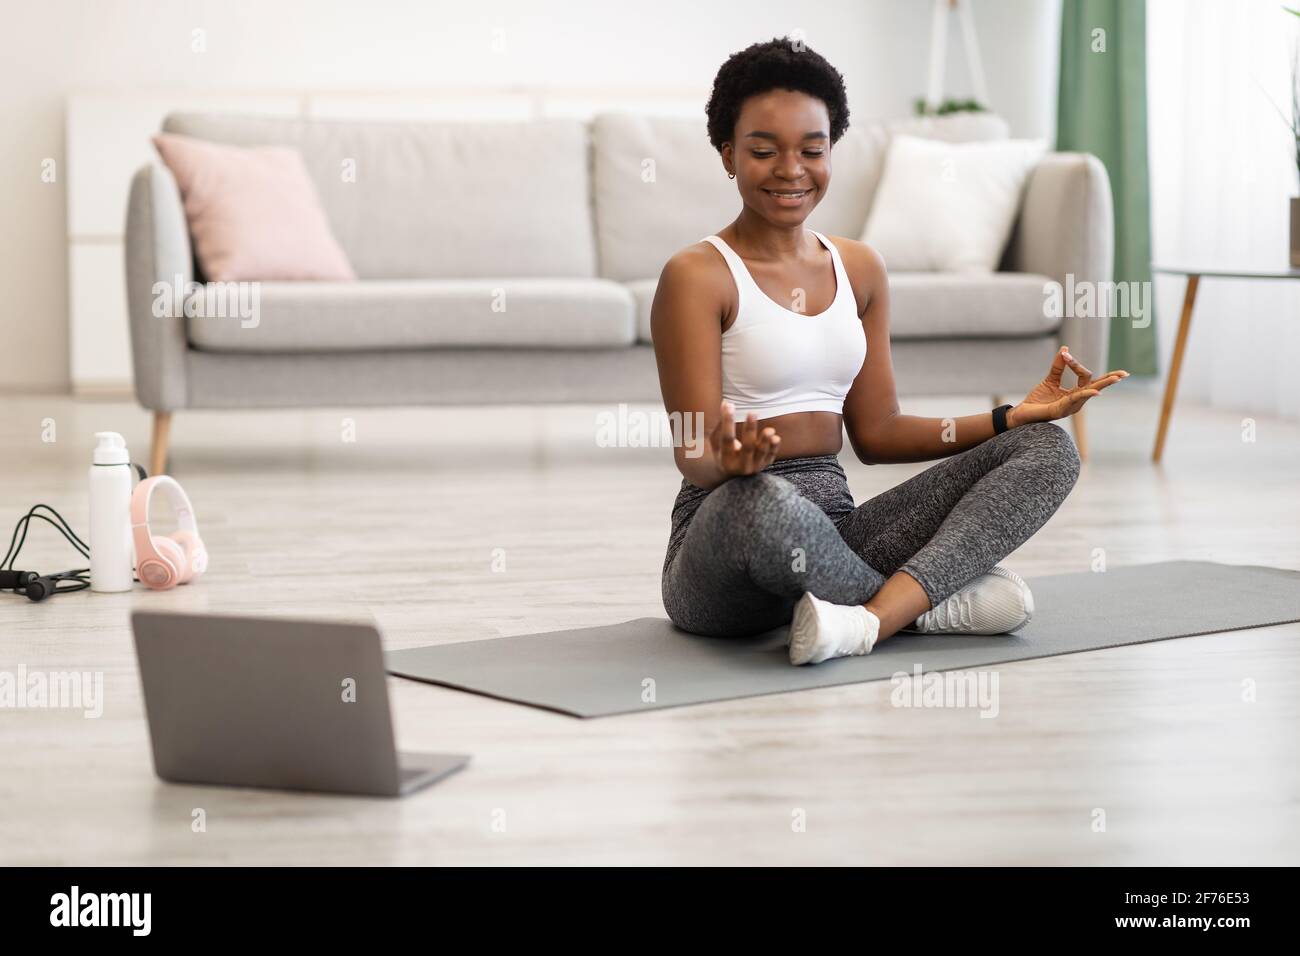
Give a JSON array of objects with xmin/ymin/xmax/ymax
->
[{"xmin": 992, "ymin": 403, "xmax": 1014, "ymax": 434}]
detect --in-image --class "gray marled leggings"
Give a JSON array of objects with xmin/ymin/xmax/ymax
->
[{"xmin": 661, "ymin": 421, "xmax": 1082, "ymax": 637}]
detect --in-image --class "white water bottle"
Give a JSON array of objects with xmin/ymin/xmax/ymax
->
[{"xmin": 89, "ymin": 432, "xmax": 134, "ymax": 592}]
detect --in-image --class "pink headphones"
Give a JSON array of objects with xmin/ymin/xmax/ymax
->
[{"xmin": 131, "ymin": 476, "xmax": 208, "ymax": 590}]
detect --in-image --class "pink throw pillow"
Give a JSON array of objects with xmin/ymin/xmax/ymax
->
[{"xmin": 152, "ymin": 132, "xmax": 356, "ymax": 282}]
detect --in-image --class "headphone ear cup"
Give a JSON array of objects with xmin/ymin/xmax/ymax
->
[
  {"xmin": 139, "ymin": 536, "xmax": 184, "ymax": 590},
  {"xmin": 168, "ymin": 530, "xmax": 202, "ymax": 584}
]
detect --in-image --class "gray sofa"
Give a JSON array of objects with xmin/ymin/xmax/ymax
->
[{"xmin": 125, "ymin": 110, "xmax": 1113, "ymax": 474}]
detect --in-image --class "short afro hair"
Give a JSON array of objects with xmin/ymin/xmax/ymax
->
[{"xmin": 705, "ymin": 37, "xmax": 850, "ymax": 154}]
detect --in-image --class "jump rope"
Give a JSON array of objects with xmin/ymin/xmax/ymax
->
[{"xmin": 0, "ymin": 504, "xmax": 93, "ymax": 601}]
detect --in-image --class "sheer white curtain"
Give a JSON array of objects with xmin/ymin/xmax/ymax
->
[{"xmin": 1147, "ymin": 0, "xmax": 1300, "ymax": 419}]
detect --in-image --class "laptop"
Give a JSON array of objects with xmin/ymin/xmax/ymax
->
[{"xmin": 132, "ymin": 610, "xmax": 470, "ymax": 797}]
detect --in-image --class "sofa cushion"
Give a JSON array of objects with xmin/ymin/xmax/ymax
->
[
  {"xmin": 626, "ymin": 278, "xmax": 657, "ymax": 344},
  {"xmin": 592, "ymin": 112, "xmax": 1011, "ymax": 284},
  {"xmin": 162, "ymin": 113, "xmax": 597, "ymax": 281},
  {"xmin": 888, "ymin": 272, "xmax": 1057, "ymax": 339},
  {"xmin": 864, "ymin": 135, "xmax": 1046, "ymax": 272},
  {"xmin": 185, "ymin": 279, "xmax": 636, "ymax": 352},
  {"xmin": 151, "ymin": 133, "xmax": 356, "ymax": 282}
]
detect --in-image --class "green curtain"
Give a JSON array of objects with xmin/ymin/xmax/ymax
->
[{"xmin": 1057, "ymin": 0, "xmax": 1157, "ymax": 375}]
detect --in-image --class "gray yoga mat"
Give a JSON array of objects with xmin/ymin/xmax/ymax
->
[{"xmin": 386, "ymin": 561, "xmax": 1300, "ymax": 718}]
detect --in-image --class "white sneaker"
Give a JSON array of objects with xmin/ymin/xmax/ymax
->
[
  {"xmin": 788, "ymin": 592, "xmax": 881, "ymax": 666},
  {"xmin": 904, "ymin": 566, "xmax": 1034, "ymax": 636}
]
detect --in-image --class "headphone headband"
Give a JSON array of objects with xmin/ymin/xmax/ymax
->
[{"xmin": 130, "ymin": 475, "xmax": 198, "ymax": 534}]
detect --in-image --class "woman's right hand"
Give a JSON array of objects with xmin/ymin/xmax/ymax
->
[{"xmin": 709, "ymin": 400, "xmax": 781, "ymax": 476}]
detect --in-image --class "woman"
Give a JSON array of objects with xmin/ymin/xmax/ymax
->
[{"xmin": 651, "ymin": 38, "xmax": 1128, "ymax": 666}]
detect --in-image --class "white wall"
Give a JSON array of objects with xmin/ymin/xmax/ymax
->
[
  {"xmin": 1148, "ymin": 0, "xmax": 1300, "ymax": 420},
  {"xmin": 0, "ymin": 0, "xmax": 1060, "ymax": 393}
]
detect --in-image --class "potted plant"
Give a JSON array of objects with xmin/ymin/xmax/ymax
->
[{"xmin": 913, "ymin": 97, "xmax": 988, "ymax": 117}]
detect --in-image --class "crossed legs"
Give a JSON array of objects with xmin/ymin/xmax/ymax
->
[{"xmin": 661, "ymin": 421, "xmax": 1082, "ymax": 640}]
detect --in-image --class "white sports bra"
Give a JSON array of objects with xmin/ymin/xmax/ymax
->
[{"xmin": 702, "ymin": 230, "xmax": 867, "ymax": 420}]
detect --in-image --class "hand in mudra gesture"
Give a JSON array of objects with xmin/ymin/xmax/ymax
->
[
  {"xmin": 710, "ymin": 400, "xmax": 781, "ymax": 476},
  {"xmin": 1010, "ymin": 345, "xmax": 1129, "ymax": 426}
]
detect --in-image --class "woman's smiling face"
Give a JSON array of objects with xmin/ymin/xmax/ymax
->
[{"xmin": 725, "ymin": 88, "xmax": 832, "ymax": 224}]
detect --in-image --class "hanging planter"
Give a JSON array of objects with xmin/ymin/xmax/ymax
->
[
  {"xmin": 913, "ymin": 97, "xmax": 988, "ymax": 117},
  {"xmin": 919, "ymin": 0, "xmax": 990, "ymax": 116}
]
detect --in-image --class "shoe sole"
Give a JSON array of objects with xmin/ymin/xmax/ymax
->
[{"xmin": 788, "ymin": 592, "xmax": 822, "ymax": 666}]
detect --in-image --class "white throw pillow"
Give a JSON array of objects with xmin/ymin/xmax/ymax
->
[{"xmin": 861, "ymin": 134, "xmax": 1046, "ymax": 272}]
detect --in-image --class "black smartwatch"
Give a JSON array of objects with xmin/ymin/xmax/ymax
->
[{"xmin": 992, "ymin": 403, "xmax": 1015, "ymax": 434}]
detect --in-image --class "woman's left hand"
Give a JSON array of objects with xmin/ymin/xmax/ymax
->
[{"xmin": 1009, "ymin": 345, "xmax": 1129, "ymax": 427}]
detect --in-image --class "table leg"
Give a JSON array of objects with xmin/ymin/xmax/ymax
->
[
  {"xmin": 150, "ymin": 411, "xmax": 172, "ymax": 477},
  {"xmin": 1152, "ymin": 274, "xmax": 1199, "ymax": 463}
]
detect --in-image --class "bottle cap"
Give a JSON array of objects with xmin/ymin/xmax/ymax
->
[{"xmin": 93, "ymin": 431, "xmax": 129, "ymax": 466}]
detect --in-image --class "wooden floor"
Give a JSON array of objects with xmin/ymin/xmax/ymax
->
[{"xmin": 1, "ymin": 384, "xmax": 1297, "ymax": 865}]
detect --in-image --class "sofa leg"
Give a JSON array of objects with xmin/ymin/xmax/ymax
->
[
  {"xmin": 1070, "ymin": 406, "xmax": 1089, "ymax": 463},
  {"xmin": 150, "ymin": 412, "xmax": 172, "ymax": 476}
]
